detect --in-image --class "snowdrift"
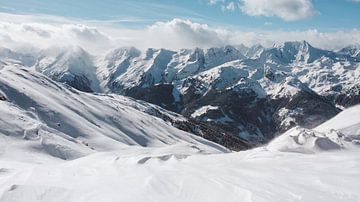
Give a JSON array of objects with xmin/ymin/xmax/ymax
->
[{"xmin": 267, "ymin": 105, "xmax": 360, "ymax": 153}]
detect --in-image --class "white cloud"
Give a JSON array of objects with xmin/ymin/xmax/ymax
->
[
  {"xmin": 0, "ymin": 13, "xmax": 359, "ymax": 53},
  {"xmin": 222, "ymin": 2, "xmax": 237, "ymax": 12},
  {"xmin": 207, "ymin": 0, "xmax": 224, "ymax": 5},
  {"xmin": 143, "ymin": 18, "xmax": 228, "ymax": 49},
  {"xmin": 0, "ymin": 13, "xmax": 113, "ymax": 54},
  {"xmin": 115, "ymin": 18, "xmax": 360, "ymax": 50},
  {"xmin": 207, "ymin": 0, "xmax": 238, "ymax": 12},
  {"xmin": 240, "ymin": 0, "xmax": 317, "ymax": 21},
  {"xmin": 229, "ymin": 29, "xmax": 360, "ymax": 50}
]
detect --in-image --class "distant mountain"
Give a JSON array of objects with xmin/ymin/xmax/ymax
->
[
  {"xmin": 338, "ymin": 44, "xmax": 360, "ymax": 59},
  {"xmin": 35, "ymin": 46, "xmax": 100, "ymax": 92},
  {"xmin": 266, "ymin": 41, "xmax": 335, "ymax": 63}
]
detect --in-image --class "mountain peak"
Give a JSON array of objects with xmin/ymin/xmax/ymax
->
[
  {"xmin": 274, "ymin": 40, "xmax": 312, "ymax": 50},
  {"xmin": 104, "ymin": 47, "xmax": 141, "ymax": 61},
  {"xmin": 268, "ymin": 40, "xmax": 331, "ymax": 63}
]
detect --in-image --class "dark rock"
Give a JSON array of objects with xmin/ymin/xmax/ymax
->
[
  {"xmin": 272, "ymin": 90, "xmax": 340, "ymax": 133},
  {"xmin": 0, "ymin": 92, "xmax": 6, "ymax": 101},
  {"xmin": 125, "ymin": 83, "xmax": 180, "ymax": 112},
  {"xmin": 335, "ymin": 84, "xmax": 360, "ymax": 107}
]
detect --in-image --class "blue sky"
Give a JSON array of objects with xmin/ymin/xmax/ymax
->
[
  {"xmin": 0, "ymin": 0, "xmax": 359, "ymax": 51},
  {"xmin": 0, "ymin": 0, "xmax": 359, "ymax": 31}
]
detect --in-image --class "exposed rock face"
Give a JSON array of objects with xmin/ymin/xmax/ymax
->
[
  {"xmin": 272, "ymin": 90, "xmax": 340, "ymax": 134},
  {"xmin": 58, "ymin": 74, "xmax": 94, "ymax": 93},
  {"xmin": 124, "ymin": 84, "xmax": 180, "ymax": 111},
  {"xmin": 172, "ymin": 120, "xmax": 252, "ymax": 151},
  {"xmin": 333, "ymin": 84, "xmax": 360, "ymax": 108}
]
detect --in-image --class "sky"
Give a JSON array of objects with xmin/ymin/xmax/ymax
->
[{"xmin": 0, "ymin": 0, "xmax": 359, "ymax": 52}]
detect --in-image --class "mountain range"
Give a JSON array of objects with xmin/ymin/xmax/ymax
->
[{"xmin": 1, "ymin": 41, "xmax": 359, "ymax": 150}]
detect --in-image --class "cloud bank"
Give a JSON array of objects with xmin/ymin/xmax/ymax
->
[
  {"xmin": 0, "ymin": 13, "xmax": 359, "ymax": 54},
  {"xmin": 207, "ymin": 0, "xmax": 317, "ymax": 21},
  {"xmin": 240, "ymin": 0, "xmax": 317, "ymax": 21},
  {"xmin": 0, "ymin": 13, "xmax": 113, "ymax": 54}
]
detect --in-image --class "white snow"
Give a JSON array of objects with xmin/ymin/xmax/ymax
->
[
  {"xmin": 267, "ymin": 105, "xmax": 360, "ymax": 154},
  {"xmin": 0, "ymin": 65, "xmax": 228, "ymax": 162},
  {"xmin": 277, "ymin": 107, "xmax": 304, "ymax": 128},
  {"xmin": 1, "ymin": 139, "xmax": 359, "ymax": 202},
  {"xmin": 190, "ymin": 105, "xmax": 219, "ymax": 118},
  {"xmin": 316, "ymin": 104, "xmax": 360, "ymax": 134}
]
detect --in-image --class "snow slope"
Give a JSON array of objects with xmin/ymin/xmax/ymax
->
[
  {"xmin": 266, "ymin": 105, "xmax": 360, "ymax": 154},
  {"xmin": 316, "ymin": 104, "xmax": 360, "ymax": 134},
  {"xmin": 1, "ymin": 147, "xmax": 359, "ymax": 202},
  {"xmin": 0, "ymin": 64, "xmax": 227, "ymax": 162}
]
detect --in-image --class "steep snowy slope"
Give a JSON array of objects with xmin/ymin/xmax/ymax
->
[
  {"xmin": 0, "ymin": 64, "xmax": 228, "ymax": 162},
  {"xmin": 316, "ymin": 104, "xmax": 360, "ymax": 136},
  {"xmin": 35, "ymin": 46, "xmax": 101, "ymax": 92}
]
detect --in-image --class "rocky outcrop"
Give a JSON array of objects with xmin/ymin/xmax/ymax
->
[
  {"xmin": 272, "ymin": 90, "xmax": 340, "ymax": 134},
  {"xmin": 0, "ymin": 92, "xmax": 6, "ymax": 101},
  {"xmin": 334, "ymin": 84, "xmax": 360, "ymax": 107}
]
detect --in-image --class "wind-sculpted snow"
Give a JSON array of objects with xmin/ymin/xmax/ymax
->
[{"xmin": 267, "ymin": 105, "xmax": 360, "ymax": 153}]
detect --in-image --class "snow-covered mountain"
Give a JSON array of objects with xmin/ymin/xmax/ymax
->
[
  {"xmin": 338, "ymin": 44, "xmax": 360, "ymax": 59},
  {"xmin": 94, "ymin": 41, "xmax": 357, "ymax": 144},
  {"xmin": 35, "ymin": 46, "xmax": 101, "ymax": 92},
  {"xmin": 0, "ymin": 41, "xmax": 359, "ymax": 149}
]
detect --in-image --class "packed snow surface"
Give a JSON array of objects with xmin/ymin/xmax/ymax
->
[
  {"xmin": 0, "ymin": 64, "xmax": 360, "ymax": 201},
  {"xmin": 1, "ymin": 146, "xmax": 360, "ymax": 202}
]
